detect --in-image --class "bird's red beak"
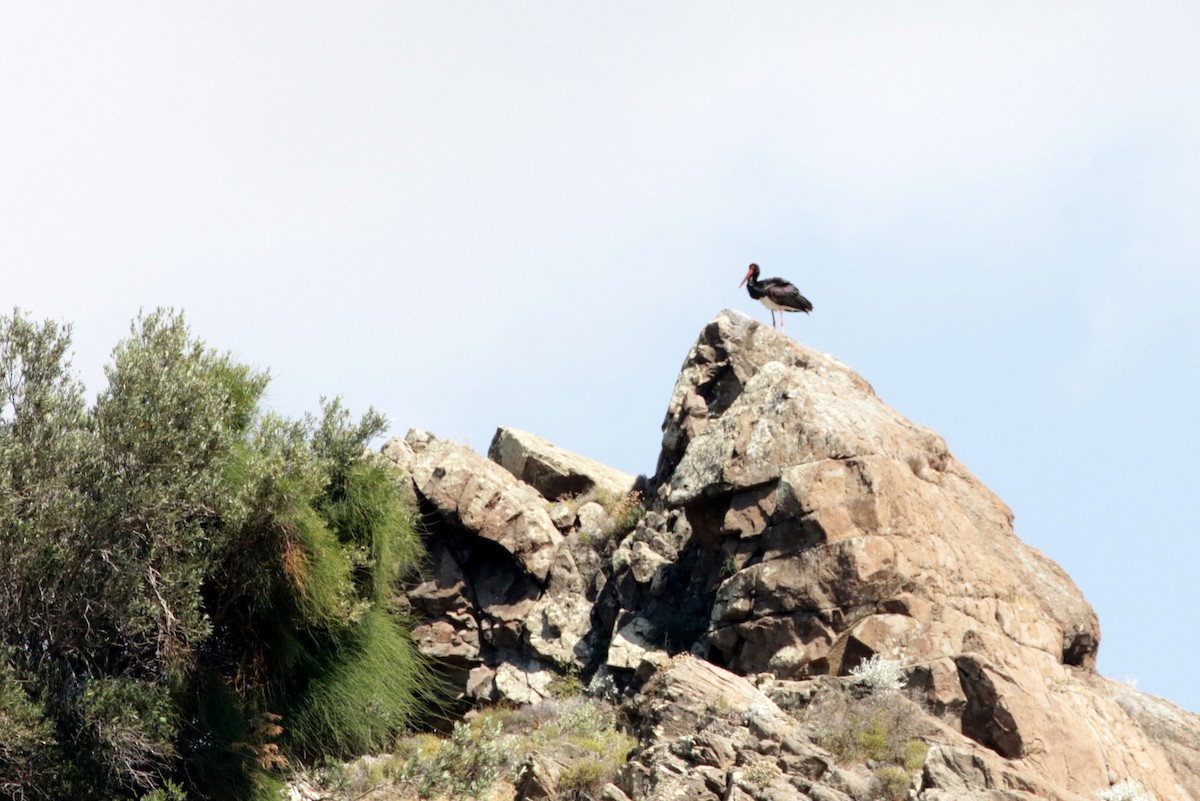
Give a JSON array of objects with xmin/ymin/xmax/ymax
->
[{"xmin": 738, "ymin": 268, "xmax": 753, "ymax": 288}]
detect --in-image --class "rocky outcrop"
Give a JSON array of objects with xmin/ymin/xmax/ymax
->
[
  {"xmin": 384, "ymin": 309, "xmax": 1199, "ymax": 801},
  {"xmin": 655, "ymin": 310, "xmax": 1097, "ymax": 671},
  {"xmin": 489, "ymin": 425, "xmax": 638, "ymax": 502},
  {"xmin": 402, "ymin": 429, "xmax": 564, "ymax": 582},
  {"xmin": 615, "ymin": 655, "xmax": 1085, "ymax": 801},
  {"xmin": 384, "ymin": 428, "xmax": 615, "ymax": 704}
]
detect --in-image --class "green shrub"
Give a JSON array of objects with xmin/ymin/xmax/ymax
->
[
  {"xmin": 0, "ymin": 309, "xmax": 434, "ymax": 801},
  {"xmin": 547, "ymin": 667, "xmax": 586, "ymax": 699},
  {"xmin": 903, "ymin": 738, "xmax": 929, "ymax": 772},
  {"xmin": 557, "ymin": 757, "xmax": 606, "ymax": 797},
  {"xmin": 398, "ymin": 717, "xmax": 517, "ymax": 799},
  {"xmin": 873, "ymin": 765, "xmax": 911, "ymax": 800},
  {"xmin": 138, "ymin": 781, "xmax": 189, "ymax": 801},
  {"xmin": 806, "ymin": 686, "xmax": 927, "ymax": 784},
  {"xmin": 372, "ymin": 697, "xmax": 635, "ymax": 801},
  {"xmin": 0, "ymin": 651, "xmax": 62, "ymax": 798},
  {"xmin": 531, "ymin": 698, "xmax": 635, "ymax": 797},
  {"xmin": 284, "ymin": 609, "xmax": 430, "ymax": 758},
  {"xmin": 74, "ymin": 677, "xmax": 179, "ymax": 792}
]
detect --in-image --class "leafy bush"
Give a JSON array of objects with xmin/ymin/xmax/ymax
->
[
  {"xmin": 873, "ymin": 764, "xmax": 911, "ymax": 800},
  {"xmin": 0, "ymin": 310, "xmax": 432, "ymax": 801},
  {"xmin": 547, "ymin": 668, "xmax": 586, "ymax": 699},
  {"xmin": 0, "ymin": 650, "xmax": 61, "ymax": 798},
  {"xmin": 397, "ymin": 717, "xmax": 517, "ymax": 799},
  {"xmin": 526, "ymin": 698, "xmax": 635, "ymax": 800},
  {"xmin": 73, "ymin": 677, "xmax": 179, "ymax": 791},
  {"xmin": 138, "ymin": 781, "xmax": 188, "ymax": 801},
  {"xmin": 319, "ymin": 696, "xmax": 636, "ymax": 801},
  {"xmin": 806, "ymin": 686, "xmax": 927, "ymax": 777},
  {"xmin": 557, "ymin": 757, "xmax": 606, "ymax": 795}
]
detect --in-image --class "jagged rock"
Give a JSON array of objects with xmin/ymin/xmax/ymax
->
[
  {"xmin": 601, "ymin": 785, "xmax": 633, "ymax": 801},
  {"xmin": 548, "ymin": 501, "xmax": 577, "ymax": 529},
  {"xmin": 395, "ymin": 428, "xmax": 615, "ymax": 696},
  {"xmin": 465, "ymin": 665, "xmax": 497, "ymax": 702},
  {"xmin": 618, "ymin": 656, "xmax": 1132, "ymax": 801},
  {"xmin": 606, "ymin": 615, "xmax": 669, "ymax": 676},
  {"xmin": 517, "ymin": 752, "xmax": 561, "ymax": 800},
  {"xmin": 1099, "ymin": 674, "xmax": 1200, "ymax": 800},
  {"xmin": 663, "ymin": 311, "xmax": 1097, "ymax": 666},
  {"xmin": 284, "ymin": 777, "xmax": 324, "ymax": 801},
  {"xmin": 405, "ymin": 543, "xmax": 481, "ymax": 666},
  {"xmin": 494, "ymin": 660, "xmax": 555, "ymax": 705},
  {"xmin": 601, "ymin": 784, "xmax": 634, "ymax": 801},
  {"xmin": 404, "ymin": 515, "xmax": 542, "ymax": 674},
  {"xmin": 605, "ymin": 507, "xmax": 715, "ymax": 659},
  {"xmin": 919, "ymin": 744, "xmax": 1046, "ymax": 800},
  {"xmin": 525, "ymin": 545, "xmax": 593, "ymax": 667},
  {"xmin": 405, "ymin": 428, "xmax": 563, "ymax": 582},
  {"xmin": 627, "ymin": 656, "xmax": 793, "ymax": 761},
  {"xmin": 410, "ymin": 617, "xmax": 480, "ymax": 665},
  {"xmin": 489, "ymin": 425, "xmax": 637, "ymax": 501},
  {"xmin": 576, "ymin": 501, "xmax": 610, "ymax": 538},
  {"xmin": 385, "ymin": 311, "xmax": 1199, "ymax": 801},
  {"xmin": 619, "ymin": 657, "xmax": 869, "ymax": 801},
  {"xmin": 611, "ymin": 311, "xmax": 1199, "ymax": 799},
  {"xmin": 380, "ymin": 435, "xmax": 415, "ymax": 473}
]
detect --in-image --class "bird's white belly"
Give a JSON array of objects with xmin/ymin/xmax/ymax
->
[{"xmin": 760, "ymin": 298, "xmax": 792, "ymax": 312}]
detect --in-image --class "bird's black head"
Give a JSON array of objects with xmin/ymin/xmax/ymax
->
[{"xmin": 739, "ymin": 263, "xmax": 760, "ymax": 288}]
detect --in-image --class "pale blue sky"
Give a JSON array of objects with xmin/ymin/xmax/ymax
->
[{"xmin": 4, "ymin": 3, "xmax": 1198, "ymax": 713}]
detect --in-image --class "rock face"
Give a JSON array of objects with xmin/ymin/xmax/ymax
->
[
  {"xmin": 616, "ymin": 655, "xmax": 1086, "ymax": 801},
  {"xmin": 384, "ymin": 428, "xmax": 615, "ymax": 704},
  {"xmin": 385, "ymin": 309, "xmax": 1200, "ymax": 801},
  {"xmin": 404, "ymin": 429, "xmax": 563, "ymax": 582},
  {"xmin": 656, "ymin": 310, "xmax": 1097, "ymax": 673},
  {"xmin": 489, "ymin": 425, "xmax": 638, "ymax": 502}
]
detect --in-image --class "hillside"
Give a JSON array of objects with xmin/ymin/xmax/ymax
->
[{"xmin": 363, "ymin": 309, "xmax": 1200, "ymax": 801}]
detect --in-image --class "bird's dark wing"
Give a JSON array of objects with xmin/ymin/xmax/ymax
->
[{"xmin": 765, "ymin": 279, "xmax": 813, "ymax": 313}]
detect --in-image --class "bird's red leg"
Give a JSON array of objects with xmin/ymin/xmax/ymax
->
[{"xmin": 771, "ymin": 311, "xmax": 777, "ymax": 329}]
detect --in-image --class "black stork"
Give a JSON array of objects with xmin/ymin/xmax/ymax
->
[{"xmin": 739, "ymin": 263, "xmax": 813, "ymax": 330}]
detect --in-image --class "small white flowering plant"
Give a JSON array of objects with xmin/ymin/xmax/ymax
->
[
  {"xmin": 848, "ymin": 653, "xmax": 907, "ymax": 695},
  {"xmin": 1095, "ymin": 780, "xmax": 1155, "ymax": 801}
]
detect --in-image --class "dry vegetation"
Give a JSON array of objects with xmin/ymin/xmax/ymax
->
[{"xmin": 307, "ymin": 696, "xmax": 635, "ymax": 801}]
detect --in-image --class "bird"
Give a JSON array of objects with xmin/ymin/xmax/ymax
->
[{"xmin": 738, "ymin": 263, "xmax": 813, "ymax": 330}]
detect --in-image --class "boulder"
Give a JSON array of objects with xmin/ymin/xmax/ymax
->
[
  {"xmin": 404, "ymin": 429, "xmax": 563, "ymax": 582},
  {"xmin": 493, "ymin": 660, "xmax": 555, "ymax": 705},
  {"xmin": 606, "ymin": 615, "xmax": 669, "ymax": 677},
  {"xmin": 489, "ymin": 425, "xmax": 637, "ymax": 502},
  {"xmin": 576, "ymin": 501, "xmax": 611, "ymax": 539},
  {"xmin": 524, "ymin": 545, "xmax": 593, "ymax": 667},
  {"xmin": 618, "ymin": 656, "xmax": 872, "ymax": 801}
]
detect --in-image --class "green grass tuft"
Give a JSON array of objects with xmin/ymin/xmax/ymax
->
[{"xmin": 285, "ymin": 608, "xmax": 432, "ymax": 758}]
